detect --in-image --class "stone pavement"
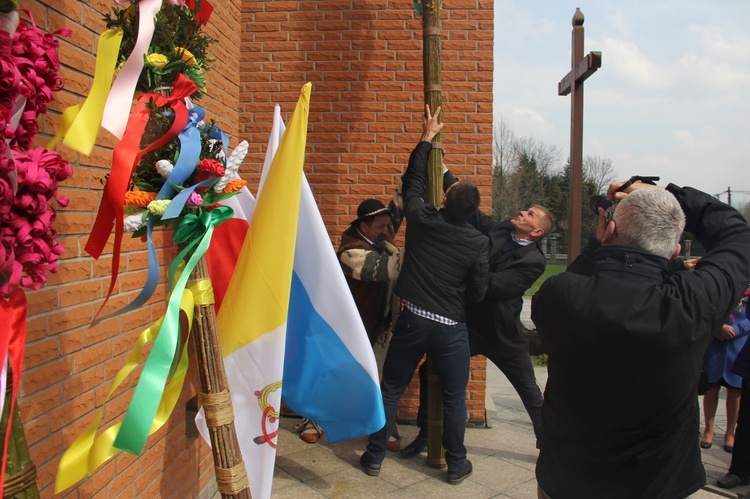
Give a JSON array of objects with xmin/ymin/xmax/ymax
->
[
  {"xmin": 212, "ymin": 297, "xmax": 749, "ymax": 498},
  {"xmin": 262, "ymin": 360, "xmax": 746, "ymax": 498}
]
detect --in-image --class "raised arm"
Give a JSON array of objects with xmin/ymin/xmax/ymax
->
[{"xmin": 401, "ymin": 105, "xmax": 444, "ymax": 215}]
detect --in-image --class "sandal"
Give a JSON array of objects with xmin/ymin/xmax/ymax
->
[
  {"xmin": 387, "ymin": 435, "xmax": 401, "ymax": 451},
  {"xmin": 294, "ymin": 419, "xmax": 324, "ymax": 444},
  {"xmin": 387, "ymin": 423, "xmax": 402, "ymax": 451}
]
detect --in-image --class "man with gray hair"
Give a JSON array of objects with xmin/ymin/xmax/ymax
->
[{"xmin": 531, "ymin": 179, "xmax": 750, "ymax": 499}]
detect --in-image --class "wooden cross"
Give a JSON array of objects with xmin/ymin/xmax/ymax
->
[{"xmin": 558, "ymin": 8, "xmax": 601, "ymax": 262}]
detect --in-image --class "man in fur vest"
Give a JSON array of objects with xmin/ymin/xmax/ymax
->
[{"xmin": 338, "ymin": 198, "xmax": 402, "ymax": 348}]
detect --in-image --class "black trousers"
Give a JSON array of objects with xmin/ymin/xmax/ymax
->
[
  {"xmin": 729, "ymin": 377, "xmax": 750, "ymax": 477},
  {"xmin": 417, "ymin": 349, "xmax": 543, "ymax": 438}
]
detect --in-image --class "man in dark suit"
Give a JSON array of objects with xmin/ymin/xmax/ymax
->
[{"xmin": 400, "ymin": 174, "xmax": 553, "ymax": 457}]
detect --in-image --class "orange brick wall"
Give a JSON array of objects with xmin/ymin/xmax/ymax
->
[
  {"xmin": 239, "ymin": 0, "xmax": 494, "ymax": 425},
  {"xmin": 17, "ymin": 0, "xmax": 492, "ymax": 496}
]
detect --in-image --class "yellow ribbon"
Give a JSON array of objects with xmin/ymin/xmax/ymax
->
[
  {"xmin": 48, "ymin": 29, "xmax": 123, "ymax": 154},
  {"xmin": 54, "ymin": 279, "xmax": 212, "ymax": 493}
]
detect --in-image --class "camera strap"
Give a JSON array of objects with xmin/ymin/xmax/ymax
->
[{"xmin": 617, "ymin": 175, "xmax": 660, "ymax": 193}]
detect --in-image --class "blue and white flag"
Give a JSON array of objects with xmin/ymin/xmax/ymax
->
[{"xmin": 283, "ymin": 173, "xmax": 385, "ymax": 443}]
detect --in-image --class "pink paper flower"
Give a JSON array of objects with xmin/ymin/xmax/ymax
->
[{"xmin": 185, "ymin": 191, "xmax": 204, "ymax": 207}]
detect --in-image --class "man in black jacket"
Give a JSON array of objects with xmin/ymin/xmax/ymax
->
[
  {"xmin": 360, "ymin": 106, "xmax": 489, "ymax": 485},
  {"xmin": 400, "ymin": 183, "xmax": 553, "ymax": 457},
  {"xmin": 532, "ymin": 180, "xmax": 750, "ymax": 499}
]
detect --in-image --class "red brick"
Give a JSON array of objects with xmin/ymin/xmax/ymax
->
[
  {"xmin": 24, "ymin": 337, "xmax": 60, "ymax": 369},
  {"xmin": 22, "ymin": 357, "xmax": 73, "ymax": 396}
]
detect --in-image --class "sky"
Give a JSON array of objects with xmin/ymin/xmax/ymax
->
[{"xmin": 493, "ymin": 0, "xmax": 750, "ymax": 207}]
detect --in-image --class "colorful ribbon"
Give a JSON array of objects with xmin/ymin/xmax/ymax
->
[
  {"xmin": 161, "ymin": 177, "xmax": 218, "ymax": 220},
  {"xmin": 86, "ymin": 74, "xmax": 197, "ymax": 323},
  {"xmin": 186, "ymin": 0, "xmax": 214, "ymax": 26},
  {"xmin": 54, "ymin": 280, "xmax": 215, "ymax": 493},
  {"xmin": 48, "ymin": 29, "xmax": 123, "ymax": 155},
  {"xmin": 0, "ymin": 289, "xmax": 27, "ymax": 497},
  {"xmin": 100, "ymin": 0, "xmax": 164, "ymax": 139},
  {"xmin": 155, "ymin": 106, "xmax": 205, "ymax": 201},
  {"xmin": 113, "ymin": 206, "xmax": 231, "ymax": 454}
]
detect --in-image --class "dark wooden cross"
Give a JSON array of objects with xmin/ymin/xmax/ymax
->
[{"xmin": 558, "ymin": 8, "xmax": 601, "ymax": 262}]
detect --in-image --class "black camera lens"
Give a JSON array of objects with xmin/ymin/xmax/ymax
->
[{"xmin": 588, "ymin": 194, "xmax": 612, "ymax": 216}]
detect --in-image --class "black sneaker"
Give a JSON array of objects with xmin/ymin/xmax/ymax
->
[
  {"xmin": 360, "ymin": 453, "xmax": 381, "ymax": 477},
  {"xmin": 447, "ymin": 460, "xmax": 473, "ymax": 485},
  {"xmin": 717, "ymin": 472, "xmax": 750, "ymax": 489},
  {"xmin": 399, "ymin": 430, "xmax": 427, "ymax": 459}
]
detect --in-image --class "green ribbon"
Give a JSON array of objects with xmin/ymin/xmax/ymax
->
[{"xmin": 113, "ymin": 206, "xmax": 233, "ymax": 454}]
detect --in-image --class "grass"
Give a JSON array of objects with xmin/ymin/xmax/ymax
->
[{"xmin": 525, "ymin": 263, "xmax": 566, "ymax": 296}]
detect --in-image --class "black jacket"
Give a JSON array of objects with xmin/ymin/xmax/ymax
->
[
  {"xmin": 531, "ymin": 184, "xmax": 750, "ymax": 499},
  {"xmin": 393, "ymin": 141, "xmax": 489, "ymax": 322},
  {"xmin": 444, "ymin": 171, "xmax": 545, "ymax": 358}
]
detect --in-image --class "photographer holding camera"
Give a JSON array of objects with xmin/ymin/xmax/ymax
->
[{"xmin": 531, "ymin": 178, "xmax": 750, "ymax": 499}]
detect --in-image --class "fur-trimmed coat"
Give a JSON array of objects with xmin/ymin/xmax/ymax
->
[{"xmin": 338, "ymin": 226, "xmax": 401, "ymax": 346}]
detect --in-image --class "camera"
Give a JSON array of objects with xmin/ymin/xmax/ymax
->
[
  {"xmin": 588, "ymin": 175, "xmax": 660, "ymax": 216},
  {"xmin": 588, "ymin": 194, "xmax": 613, "ymax": 216}
]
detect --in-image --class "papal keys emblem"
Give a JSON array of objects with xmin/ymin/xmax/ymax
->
[{"xmin": 253, "ymin": 381, "xmax": 282, "ymax": 448}]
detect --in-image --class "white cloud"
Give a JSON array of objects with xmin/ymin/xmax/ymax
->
[
  {"xmin": 606, "ymin": 13, "xmax": 631, "ymax": 37},
  {"xmin": 672, "ymin": 130, "xmax": 696, "ymax": 147},
  {"xmin": 510, "ymin": 107, "xmax": 553, "ymax": 135},
  {"xmin": 688, "ymin": 24, "xmax": 750, "ymax": 62},
  {"xmin": 593, "ymin": 36, "xmax": 672, "ymax": 90}
]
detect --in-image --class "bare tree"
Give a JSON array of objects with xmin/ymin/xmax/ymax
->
[
  {"xmin": 492, "ymin": 116, "xmax": 518, "ymax": 177},
  {"xmin": 513, "ymin": 136, "xmax": 562, "ymax": 179},
  {"xmin": 583, "ymin": 154, "xmax": 617, "ymax": 193},
  {"xmin": 491, "ymin": 124, "xmax": 563, "ymax": 220}
]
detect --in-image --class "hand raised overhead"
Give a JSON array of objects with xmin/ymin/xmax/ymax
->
[{"xmin": 420, "ymin": 104, "xmax": 444, "ymax": 143}]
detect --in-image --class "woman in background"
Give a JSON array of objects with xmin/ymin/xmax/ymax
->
[{"xmin": 702, "ymin": 286, "xmax": 750, "ymax": 453}]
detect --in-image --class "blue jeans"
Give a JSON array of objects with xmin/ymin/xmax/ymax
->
[
  {"xmin": 416, "ymin": 349, "xmax": 543, "ymax": 438},
  {"xmin": 365, "ymin": 308, "xmax": 471, "ymax": 472}
]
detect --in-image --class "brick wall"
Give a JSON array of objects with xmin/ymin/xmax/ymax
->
[
  {"xmin": 17, "ymin": 0, "xmax": 493, "ymax": 496},
  {"xmin": 239, "ymin": 0, "xmax": 494, "ymax": 425}
]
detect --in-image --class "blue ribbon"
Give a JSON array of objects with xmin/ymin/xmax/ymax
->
[
  {"xmin": 160, "ymin": 177, "xmax": 219, "ymax": 220},
  {"xmin": 156, "ymin": 106, "xmax": 205, "ymax": 200},
  {"xmin": 91, "ymin": 215, "xmax": 160, "ymax": 326}
]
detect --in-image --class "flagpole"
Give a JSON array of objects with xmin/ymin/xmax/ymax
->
[
  {"xmin": 189, "ymin": 256, "xmax": 252, "ymax": 499},
  {"xmin": 422, "ymin": 0, "xmax": 447, "ymax": 469}
]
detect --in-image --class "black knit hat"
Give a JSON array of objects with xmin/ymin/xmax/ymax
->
[{"xmin": 353, "ymin": 199, "xmax": 389, "ymax": 224}]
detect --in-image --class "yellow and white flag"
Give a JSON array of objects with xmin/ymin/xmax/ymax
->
[{"xmin": 197, "ymin": 83, "xmax": 310, "ymax": 499}]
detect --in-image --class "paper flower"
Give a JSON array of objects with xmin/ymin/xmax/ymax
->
[
  {"xmin": 124, "ymin": 190, "xmax": 157, "ymax": 208},
  {"xmin": 146, "ymin": 53, "xmax": 168, "ymax": 69},
  {"xmin": 147, "ymin": 199, "xmax": 170, "ymax": 215},
  {"xmin": 0, "ymin": 17, "xmax": 70, "ymax": 297},
  {"xmin": 104, "ymin": 1, "xmax": 215, "ymax": 100},
  {"xmin": 124, "ymin": 213, "xmax": 147, "ymax": 232},
  {"xmin": 155, "ymin": 159, "xmax": 173, "ymax": 178}
]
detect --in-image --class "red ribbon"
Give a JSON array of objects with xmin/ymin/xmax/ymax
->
[
  {"xmin": 0, "ymin": 289, "xmax": 27, "ymax": 497},
  {"xmin": 85, "ymin": 74, "xmax": 198, "ymax": 321},
  {"xmin": 186, "ymin": 0, "xmax": 214, "ymax": 26}
]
